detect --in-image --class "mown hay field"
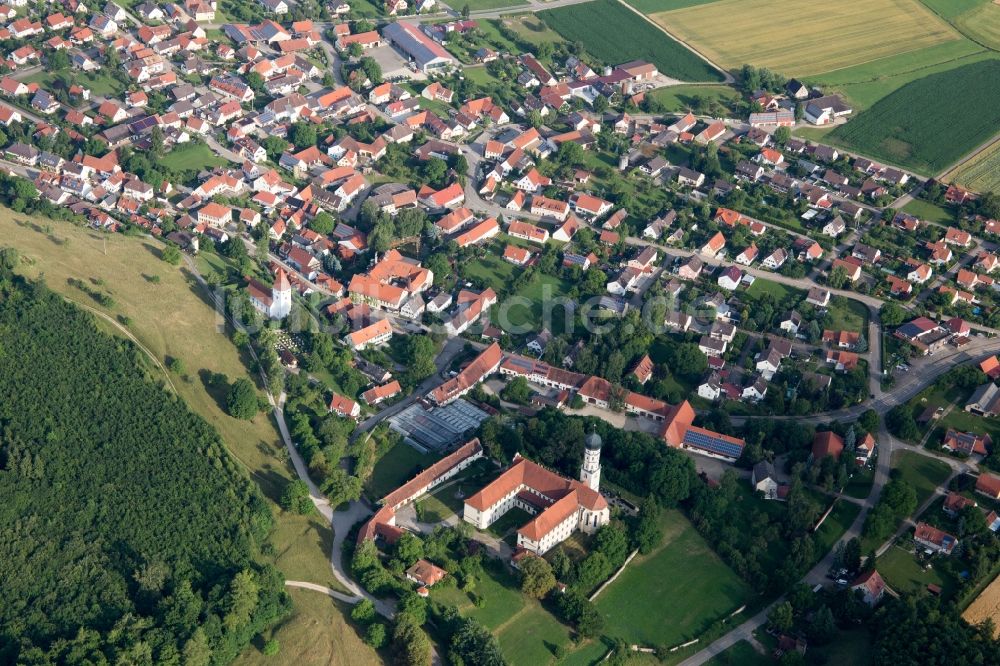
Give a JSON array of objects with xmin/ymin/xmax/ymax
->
[
  {"xmin": 951, "ymin": 139, "xmax": 1000, "ymax": 195},
  {"xmin": 652, "ymin": 0, "xmax": 961, "ymax": 77},
  {"xmin": 828, "ymin": 59, "xmax": 1000, "ymax": 175},
  {"xmin": 538, "ymin": 0, "xmax": 725, "ymax": 82},
  {"xmin": 963, "ymin": 573, "xmax": 1000, "ymax": 637},
  {"xmin": 952, "ymin": 1, "xmax": 1000, "ymax": 50}
]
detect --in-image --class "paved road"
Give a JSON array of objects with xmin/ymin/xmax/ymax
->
[
  {"xmin": 679, "ymin": 409, "xmax": 899, "ymax": 664},
  {"xmin": 285, "ymin": 579, "xmax": 365, "ymax": 604},
  {"xmin": 676, "ymin": 339, "xmax": 994, "ymax": 665},
  {"xmin": 180, "ymin": 251, "xmax": 395, "ymax": 617}
]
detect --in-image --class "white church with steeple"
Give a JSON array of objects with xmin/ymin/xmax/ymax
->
[{"xmin": 247, "ymin": 267, "xmax": 292, "ymax": 320}]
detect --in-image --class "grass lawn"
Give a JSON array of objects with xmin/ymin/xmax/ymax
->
[
  {"xmin": 487, "ymin": 507, "xmax": 535, "ymax": 537},
  {"xmin": 813, "ymin": 499, "xmax": 862, "ymax": 556},
  {"xmin": 793, "ymin": 125, "xmax": 838, "ymax": 142},
  {"xmin": 270, "ymin": 510, "xmax": 350, "ymax": 594},
  {"xmin": 845, "ymin": 465, "xmax": 876, "ymax": 499},
  {"xmin": 808, "ymin": 628, "xmax": 873, "ymax": 666},
  {"xmin": 0, "ymin": 211, "xmax": 350, "ymax": 658},
  {"xmin": 415, "ymin": 491, "xmax": 456, "ymax": 523},
  {"xmin": 558, "ymin": 640, "xmax": 614, "ymax": 666},
  {"xmin": 745, "ymin": 278, "xmax": 803, "ymax": 301},
  {"xmin": 594, "ymin": 510, "xmax": 753, "ymax": 647},
  {"xmin": 495, "ymin": 15, "xmax": 564, "ymax": 47},
  {"xmin": 238, "ymin": 588, "xmax": 380, "ymax": 666},
  {"xmin": 432, "ymin": 558, "xmax": 606, "ymax": 666},
  {"xmin": 463, "ymin": 66, "xmax": 502, "ymax": 87},
  {"xmin": 461, "ymin": 249, "xmax": 518, "ymax": 288},
  {"xmin": 161, "ymin": 141, "xmax": 232, "ymax": 172},
  {"xmin": 195, "ymin": 251, "xmax": 236, "ymax": 284},
  {"xmin": 499, "ymin": 272, "xmax": 573, "ymax": 335},
  {"xmin": 24, "ymin": 70, "xmax": 127, "ymax": 98},
  {"xmin": 877, "ymin": 544, "xmax": 954, "ymax": 598},
  {"xmin": 826, "ymin": 297, "xmax": 869, "ymax": 333},
  {"xmin": 430, "ymin": 560, "xmax": 526, "ymax": 629},
  {"xmin": 652, "ymin": 0, "xmax": 960, "ymax": 77},
  {"xmin": 705, "ymin": 640, "xmax": 770, "ymax": 666},
  {"xmin": 805, "ymin": 39, "xmax": 989, "ymax": 109},
  {"xmin": 891, "ymin": 450, "xmax": 952, "ymax": 506},
  {"xmin": 365, "ymin": 440, "xmax": 437, "ymax": 501},
  {"xmin": 903, "ymin": 198, "xmax": 956, "ymax": 224},
  {"xmin": 496, "ymin": 605, "xmax": 574, "ymax": 665},
  {"xmin": 646, "ymin": 84, "xmax": 740, "ymax": 113}
]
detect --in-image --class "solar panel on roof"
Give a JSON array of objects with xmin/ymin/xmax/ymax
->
[{"xmin": 684, "ymin": 430, "xmax": 744, "ymax": 458}]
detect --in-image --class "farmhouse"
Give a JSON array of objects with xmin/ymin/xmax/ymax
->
[
  {"xmin": 966, "ymin": 383, "xmax": 1000, "ymax": 417},
  {"xmin": 329, "ymin": 393, "xmax": 361, "ymax": 419},
  {"xmin": 804, "ymin": 95, "xmax": 853, "ymax": 125},
  {"xmin": 348, "ymin": 250, "xmax": 433, "ymax": 310},
  {"xmin": 358, "ymin": 378, "xmax": 400, "ymax": 404},
  {"xmin": 752, "ymin": 461, "xmax": 785, "ymax": 500},
  {"xmin": 345, "ymin": 318, "xmax": 393, "ymax": 350},
  {"xmin": 382, "ymin": 21, "xmax": 455, "ymax": 73},
  {"xmin": 661, "ymin": 400, "xmax": 746, "ymax": 461},
  {"xmin": 850, "ymin": 570, "xmax": 886, "ymax": 607},
  {"xmin": 406, "ymin": 559, "xmax": 447, "ymax": 587},
  {"xmin": 976, "ymin": 473, "xmax": 1000, "ymax": 499},
  {"xmin": 812, "ymin": 431, "xmax": 844, "ymax": 460}
]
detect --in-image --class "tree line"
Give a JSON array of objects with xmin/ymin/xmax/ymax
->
[{"xmin": 0, "ymin": 267, "xmax": 287, "ymax": 664}]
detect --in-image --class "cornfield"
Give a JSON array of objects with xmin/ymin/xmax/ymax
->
[
  {"xmin": 830, "ymin": 60, "xmax": 1000, "ymax": 175},
  {"xmin": 539, "ymin": 0, "xmax": 725, "ymax": 82}
]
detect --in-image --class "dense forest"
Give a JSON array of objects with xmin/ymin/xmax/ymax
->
[{"xmin": 0, "ymin": 265, "xmax": 287, "ymax": 664}]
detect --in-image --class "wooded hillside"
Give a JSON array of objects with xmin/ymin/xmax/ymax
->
[{"xmin": 0, "ymin": 266, "xmax": 287, "ymax": 663}]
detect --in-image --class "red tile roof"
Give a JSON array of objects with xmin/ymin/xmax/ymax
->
[
  {"xmin": 467, "ymin": 455, "xmax": 607, "ymax": 545},
  {"xmin": 429, "ymin": 342, "xmax": 502, "ymax": 404},
  {"xmin": 812, "ymin": 431, "xmax": 844, "ymax": 460},
  {"xmin": 976, "ymin": 473, "xmax": 1000, "ymax": 498}
]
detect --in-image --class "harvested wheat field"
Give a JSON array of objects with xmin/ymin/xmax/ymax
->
[
  {"xmin": 652, "ymin": 0, "xmax": 961, "ymax": 76},
  {"xmin": 963, "ymin": 574, "xmax": 1000, "ymax": 635}
]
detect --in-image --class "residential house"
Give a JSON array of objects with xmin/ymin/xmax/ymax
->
[
  {"xmin": 850, "ymin": 570, "xmax": 886, "ymax": 607},
  {"xmin": 913, "ymin": 522, "xmax": 958, "ymax": 555},
  {"xmin": 976, "ymin": 473, "xmax": 1000, "ymax": 499},
  {"xmin": 942, "ymin": 429, "xmax": 991, "ymax": 456},
  {"xmin": 752, "ymin": 461, "xmax": 781, "ymax": 500}
]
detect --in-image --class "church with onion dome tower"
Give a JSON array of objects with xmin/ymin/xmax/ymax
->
[
  {"xmin": 462, "ymin": 430, "xmax": 610, "ymax": 554},
  {"xmin": 580, "ymin": 430, "xmax": 603, "ymax": 491}
]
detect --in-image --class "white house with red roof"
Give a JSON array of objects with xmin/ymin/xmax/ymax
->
[{"xmin": 850, "ymin": 569, "xmax": 886, "ymax": 606}]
